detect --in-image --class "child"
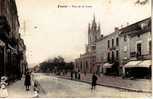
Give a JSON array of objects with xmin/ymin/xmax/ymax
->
[
  {"xmin": 33, "ymin": 80, "xmax": 39, "ymax": 98},
  {"xmin": 0, "ymin": 77, "xmax": 8, "ymax": 98}
]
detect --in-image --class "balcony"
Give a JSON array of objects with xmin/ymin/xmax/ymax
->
[
  {"xmin": 130, "ymin": 52, "xmax": 136, "ymax": 57},
  {"xmin": 108, "ymin": 46, "xmax": 116, "ymax": 51},
  {"xmin": 130, "ymin": 52, "xmax": 151, "ymax": 60}
]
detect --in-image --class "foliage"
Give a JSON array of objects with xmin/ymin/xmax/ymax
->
[{"xmin": 39, "ymin": 56, "xmax": 74, "ymax": 73}]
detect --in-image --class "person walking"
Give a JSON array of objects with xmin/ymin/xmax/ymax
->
[
  {"xmin": 24, "ymin": 71, "xmax": 31, "ymax": 91},
  {"xmin": 91, "ymin": 73, "xmax": 97, "ymax": 90}
]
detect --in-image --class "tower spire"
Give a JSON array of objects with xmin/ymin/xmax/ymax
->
[
  {"xmin": 98, "ymin": 23, "xmax": 101, "ymax": 32},
  {"xmin": 92, "ymin": 14, "xmax": 97, "ymax": 30},
  {"xmin": 93, "ymin": 13, "xmax": 96, "ymax": 24},
  {"xmin": 88, "ymin": 23, "xmax": 90, "ymax": 33}
]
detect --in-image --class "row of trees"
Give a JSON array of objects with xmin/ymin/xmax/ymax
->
[{"xmin": 39, "ymin": 56, "xmax": 74, "ymax": 74}]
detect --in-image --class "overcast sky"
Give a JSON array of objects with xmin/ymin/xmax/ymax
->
[{"xmin": 16, "ymin": 0, "xmax": 151, "ymax": 67}]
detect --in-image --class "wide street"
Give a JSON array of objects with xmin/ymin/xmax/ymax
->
[{"xmin": 33, "ymin": 73, "xmax": 151, "ymax": 98}]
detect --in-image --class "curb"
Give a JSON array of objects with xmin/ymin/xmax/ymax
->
[{"xmin": 57, "ymin": 76, "xmax": 151, "ymax": 93}]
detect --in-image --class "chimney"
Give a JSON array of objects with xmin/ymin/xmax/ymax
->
[{"xmin": 114, "ymin": 27, "xmax": 119, "ymax": 32}]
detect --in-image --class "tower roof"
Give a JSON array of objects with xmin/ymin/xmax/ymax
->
[{"xmin": 91, "ymin": 15, "xmax": 97, "ymax": 29}]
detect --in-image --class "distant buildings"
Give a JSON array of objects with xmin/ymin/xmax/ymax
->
[
  {"xmin": 74, "ymin": 16, "xmax": 151, "ymax": 78},
  {"xmin": 0, "ymin": 0, "xmax": 27, "ymax": 81}
]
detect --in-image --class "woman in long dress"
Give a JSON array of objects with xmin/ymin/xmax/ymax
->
[{"xmin": 24, "ymin": 71, "xmax": 31, "ymax": 91}]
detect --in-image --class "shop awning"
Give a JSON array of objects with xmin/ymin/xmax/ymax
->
[
  {"xmin": 124, "ymin": 61, "xmax": 141, "ymax": 68},
  {"xmin": 103, "ymin": 63, "xmax": 113, "ymax": 68},
  {"xmin": 138, "ymin": 60, "xmax": 151, "ymax": 68}
]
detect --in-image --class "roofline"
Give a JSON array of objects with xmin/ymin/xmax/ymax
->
[{"xmin": 96, "ymin": 17, "xmax": 151, "ymax": 42}]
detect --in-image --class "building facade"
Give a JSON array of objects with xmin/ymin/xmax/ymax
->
[
  {"xmin": 96, "ymin": 28, "xmax": 120, "ymax": 75},
  {"xmin": 0, "ymin": 0, "xmax": 27, "ymax": 81},
  {"xmin": 119, "ymin": 17, "xmax": 151, "ymax": 78},
  {"xmin": 75, "ymin": 16, "xmax": 151, "ymax": 78}
]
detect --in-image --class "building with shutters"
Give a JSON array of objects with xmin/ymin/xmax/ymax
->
[
  {"xmin": 74, "ymin": 16, "xmax": 151, "ymax": 78},
  {"xmin": 0, "ymin": 0, "xmax": 27, "ymax": 81}
]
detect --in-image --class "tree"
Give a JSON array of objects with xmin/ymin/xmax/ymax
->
[
  {"xmin": 39, "ymin": 56, "xmax": 74, "ymax": 74},
  {"xmin": 135, "ymin": 0, "xmax": 149, "ymax": 5}
]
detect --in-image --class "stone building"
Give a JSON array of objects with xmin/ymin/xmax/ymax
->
[
  {"xmin": 74, "ymin": 16, "xmax": 101, "ymax": 73},
  {"xmin": 119, "ymin": 17, "xmax": 151, "ymax": 78},
  {"xmin": 75, "ymin": 16, "xmax": 151, "ymax": 78},
  {"xmin": 96, "ymin": 28, "xmax": 120, "ymax": 75},
  {"xmin": 0, "ymin": 0, "xmax": 27, "ymax": 81},
  {"xmin": 96, "ymin": 17, "xmax": 151, "ymax": 77}
]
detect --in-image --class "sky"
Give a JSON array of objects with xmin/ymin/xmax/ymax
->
[{"xmin": 15, "ymin": 0, "xmax": 151, "ymax": 67}]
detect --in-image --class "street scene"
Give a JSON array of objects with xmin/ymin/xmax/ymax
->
[
  {"xmin": 0, "ymin": 0, "xmax": 152, "ymax": 98},
  {"xmin": 7, "ymin": 73, "xmax": 151, "ymax": 98}
]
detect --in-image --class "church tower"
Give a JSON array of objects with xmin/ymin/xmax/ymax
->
[{"xmin": 88, "ymin": 15, "xmax": 101, "ymax": 44}]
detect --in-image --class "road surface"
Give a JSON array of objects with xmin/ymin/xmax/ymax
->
[{"xmin": 33, "ymin": 73, "xmax": 151, "ymax": 98}]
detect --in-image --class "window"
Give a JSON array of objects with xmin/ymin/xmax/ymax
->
[
  {"xmin": 112, "ymin": 51, "xmax": 114, "ymax": 62},
  {"xmin": 124, "ymin": 35, "xmax": 127, "ymax": 41},
  {"xmin": 112, "ymin": 39, "xmax": 114, "ymax": 47},
  {"xmin": 116, "ymin": 37, "xmax": 119, "ymax": 46},
  {"xmin": 86, "ymin": 61, "xmax": 88, "ymax": 70},
  {"xmin": 137, "ymin": 43, "xmax": 142, "ymax": 57},
  {"xmin": 108, "ymin": 40, "xmax": 110, "ymax": 48},
  {"xmin": 80, "ymin": 62, "xmax": 82, "ymax": 71},
  {"xmin": 137, "ymin": 34, "xmax": 140, "ymax": 38},
  {"xmin": 149, "ymin": 41, "xmax": 152, "ymax": 54},
  {"xmin": 116, "ymin": 50, "xmax": 119, "ymax": 60},
  {"xmin": 107, "ymin": 52, "xmax": 110, "ymax": 62}
]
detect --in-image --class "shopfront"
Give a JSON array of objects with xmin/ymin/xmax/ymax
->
[{"xmin": 123, "ymin": 60, "xmax": 151, "ymax": 78}]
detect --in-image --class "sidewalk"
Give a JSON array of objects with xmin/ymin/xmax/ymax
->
[
  {"xmin": 7, "ymin": 77, "xmax": 45, "ymax": 98},
  {"xmin": 57, "ymin": 73, "xmax": 152, "ymax": 93},
  {"xmin": 7, "ymin": 78, "xmax": 34, "ymax": 98}
]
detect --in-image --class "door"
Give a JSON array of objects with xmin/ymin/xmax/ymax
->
[{"xmin": 137, "ymin": 43, "xmax": 142, "ymax": 57}]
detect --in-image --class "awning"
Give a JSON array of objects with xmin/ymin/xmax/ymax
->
[
  {"xmin": 138, "ymin": 60, "xmax": 151, "ymax": 68},
  {"xmin": 103, "ymin": 63, "xmax": 113, "ymax": 68},
  {"xmin": 124, "ymin": 61, "xmax": 141, "ymax": 68}
]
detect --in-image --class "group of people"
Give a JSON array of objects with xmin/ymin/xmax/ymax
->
[
  {"xmin": 24, "ymin": 70, "xmax": 40, "ymax": 98},
  {"xmin": 70, "ymin": 71, "xmax": 81, "ymax": 80},
  {"xmin": 0, "ymin": 70, "xmax": 98, "ymax": 98}
]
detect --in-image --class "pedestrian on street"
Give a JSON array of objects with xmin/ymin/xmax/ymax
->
[
  {"xmin": 91, "ymin": 73, "xmax": 97, "ymax": 90},
  {"xmin": 24, "ymin": 71, "xmax": 31, "ymax": 91}
]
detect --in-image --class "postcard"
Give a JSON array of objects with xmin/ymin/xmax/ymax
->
[{"xmin": 0, "ymin": 0, "xmax": 152, "ymax": 98}]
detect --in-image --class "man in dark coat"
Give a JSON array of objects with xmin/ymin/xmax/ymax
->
[
  {"xmin": 24, "ymin": 71, "xmax": 31, "ymax": 91},
  {"xmin": 91, "ymin": 73, "xmax": 97, "ymax": 90}
]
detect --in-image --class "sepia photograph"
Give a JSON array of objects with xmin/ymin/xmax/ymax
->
[{"xmin": 0, "ymin": 0, "xmax": 152, "ymax": 98}]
